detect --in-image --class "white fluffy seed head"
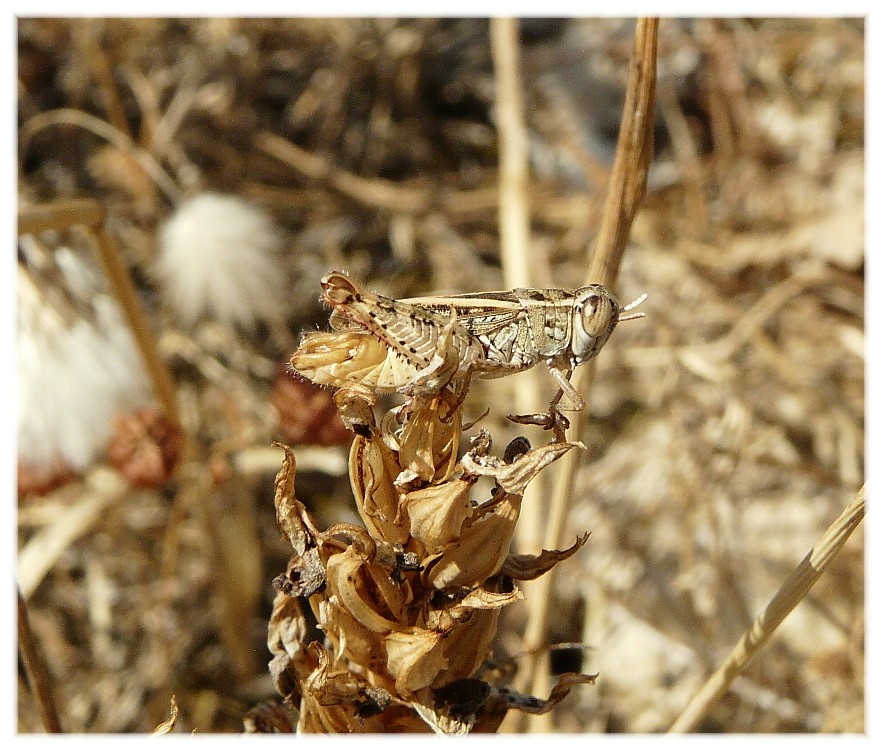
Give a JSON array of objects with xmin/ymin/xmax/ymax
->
[
  {"xmin": 17, "ymin": 249, "xmax": 152, "ymax": 472},
  {"xmin": 156, "ymin": 193, "xmax": 287, "ymax": 328}
]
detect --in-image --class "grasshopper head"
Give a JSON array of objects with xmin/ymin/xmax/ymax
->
[{"xmin": 571, "ymin": 285, "xmax": 620, "ymax": 365}]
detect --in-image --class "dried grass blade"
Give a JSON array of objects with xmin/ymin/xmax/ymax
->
[
  {"xmin": 17, "ymin": 469, "xmax": 129, "ymax": 599},
  {"xmin": 18, "ymin": 587, "xmax": 63, "ymax": 732},
  {"xmin": 668, "ymin": 484, "xmax": 866, "ymax": 733}
]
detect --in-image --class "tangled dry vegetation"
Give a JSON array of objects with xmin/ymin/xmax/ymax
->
[{"xmin": 17, "ymin": 18, "xmax": 863, "ymax": 733}]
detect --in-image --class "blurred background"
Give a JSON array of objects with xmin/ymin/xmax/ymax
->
[{"xmin": 17, "ymin": 18, "xmax": 863, "ymax": 732}]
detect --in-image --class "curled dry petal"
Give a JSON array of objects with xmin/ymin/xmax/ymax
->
[
  {"xmin": 267, "ymin": 591, "xmax": 315, "ymax": 705},
  {"xmin": 385, "ymin": 627, "xmax": 449, "ymax": 696},
  {"xmin": 456, "ymin": 585, "xmax": 523, "ymax": 611},
  {"xmin": 424, "ymin": 607, "xmax": 502, "ymax": 690},
  {"xmin": 299, "ymin": 643, "xmax": 401, "ymax": 732},
  {"xmin": 494, "ymin": 672, "xmax": 598, "ymax": 716},
  {"xmin": 325, "ymin": 547, "xmax": 406, "ymax": 634},
  {"xmin": 272, "ymin": 443, "xmax": 324, "ymax": 555},
  {"xmin": 461, "ymin": 440, "xmax": 582, "ymax": 495},
  {"xmin": 316, "ymin": 595, "xmax": 390, "ymax": 682},
  {"xmin": 500, "ymin": 533, "xmax": 591, "ymax": 581},
  {"xmin": 423, "ymin": 491, "xmax": 522, "ymax": 589},
  {"xmin": 349, "ymin": 435, "xmax": 408, "ymax": 545},
  {"xmin": 333, "ymin": 383, "xmax": 377, "ymax": 435},
  {"xmin": 404, "ymin": 479, "xmax": 474, "ymax": 551},
  {"xmin": 396, "ymin": 394, "xmax": 462, "ymax": 484}
]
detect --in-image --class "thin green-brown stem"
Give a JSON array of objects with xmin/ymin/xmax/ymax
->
[
  {"xmin": 668, "ymin": 485, "xmax": 865, "ymax": 732},
  {"xmin": 86, "ymin": 223, "xmax": 181, "ymax": 430},
  {"xmin": 19, "ymin": 109, "xmax": 181, "ymax": 204},
  {"xmin": 521, "ymin": 18, "xmax": 659, "ymax": 728}
]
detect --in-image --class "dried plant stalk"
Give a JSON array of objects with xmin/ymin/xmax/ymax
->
[
  {"xmin": 490, "ymin": 16, "xmax": 546, "ymax": 558},
  {"xmin": 519, "ymin": 17, "xmax": 659, "ymax": 724},
  {"xmin": 269, "ymin": 283, "xmax": 603, "ymax": 732}
]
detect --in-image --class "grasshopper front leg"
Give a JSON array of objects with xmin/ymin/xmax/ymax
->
[{"xmin": 507, "ymin": 361, "xmax": 581, "ymax": 442}]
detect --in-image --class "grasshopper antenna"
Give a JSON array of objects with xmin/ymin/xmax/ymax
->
[{"xmin": 619, "ymin": 292, "xmax": 647, "ymax": 322}]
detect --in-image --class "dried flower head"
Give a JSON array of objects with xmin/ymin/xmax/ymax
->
[
  {"xmin": 267, "ymin": 276, "xmax": 597, "ymax": 733},
  {"xmin": 156, "ymin": 193, "xmax": 286, "ymax": 328}
]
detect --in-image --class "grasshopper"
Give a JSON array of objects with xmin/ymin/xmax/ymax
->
[{"xmin": 312, "ymin": 271, "xmax": 645, "ymax": 432}]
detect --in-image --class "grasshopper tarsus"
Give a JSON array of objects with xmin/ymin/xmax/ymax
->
[{"xmin": 507, "ymin": 408, "xmax": 571, "ymax": 443}]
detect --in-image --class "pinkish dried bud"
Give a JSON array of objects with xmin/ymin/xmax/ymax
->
[
  {"xmin": 272, "ymin": 366, "xmax": 349, "ymax": 446},
  {"xmin": 107, "ymin": 408, "xmax": 183, "ymax": 488}
]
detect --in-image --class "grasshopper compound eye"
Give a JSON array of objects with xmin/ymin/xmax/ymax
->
[{"xmin": 571, "ymin": 286, "xmax": 619, "ymax": 365}]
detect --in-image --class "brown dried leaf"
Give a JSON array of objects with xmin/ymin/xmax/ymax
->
[{"xmin": 500, "ymin": 533, "xmax": 590, "ymax": 580}]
